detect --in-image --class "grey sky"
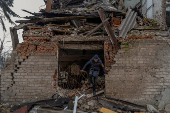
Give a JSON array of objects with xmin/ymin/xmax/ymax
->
[{"xmin": 0, "ymin": 0, "xmax": 45, "ymax": 51}]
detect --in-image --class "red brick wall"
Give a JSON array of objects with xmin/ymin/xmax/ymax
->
[
  {"xmin": 1, "ymin": 41, "xmax": 58, "ymax": 104},
  {"xmin": 104, "ymin": 40, "xmax": 120, "ymax": 73}
]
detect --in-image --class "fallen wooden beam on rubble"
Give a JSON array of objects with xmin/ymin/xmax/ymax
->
[
  {"xmin": 15, "ymin": 16, "xmax": 98, "ymax": 23},
  {"xmin": 99, "ymin": 107, "xmax": 117, "ymax": 113},
  {"xmin": 98, "ymin": 10, "xmax": 117, "ymax": 45},
  {"xmin": 133, "ymin": 26, "xmax": 160, "ymax": 30},
  {"xmin": 13, "ymin": 23, "xmax": 35, "ymax": 30},
  {"xmin": 98, "ymin": 97, "xmax": 147, "ymax": 112},
  {"xmin": 59, "ymin": 44, "xmax": 103, "ymax": 50},
  {"xmin": 102, "ymin": 97, "xmax": 146, "ymax": 110},
  {"xmin": 85, "ymin": 18, "xmax": 110, "ymax": 37}
]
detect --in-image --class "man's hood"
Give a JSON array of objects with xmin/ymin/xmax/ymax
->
[{"xmin": 92, "ymin": 54, "xmax": 99, "ymax": 60}]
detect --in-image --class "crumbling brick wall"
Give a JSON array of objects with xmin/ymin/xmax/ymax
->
[
  {"xmin": 1, "ymin": 42, "xmax": 58, "ymax": 104},
  {"xmin": 104, "ymin": 40, "xmax": 120, "ymax": 72},
  {"xmin": 106, "ymin": 38, "xmax": 170, "ymax": 104}
]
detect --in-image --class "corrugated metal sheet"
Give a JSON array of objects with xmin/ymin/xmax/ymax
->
[{"xmin": 118, "ymin": 9, "xmax": 138, "ymax": 39}]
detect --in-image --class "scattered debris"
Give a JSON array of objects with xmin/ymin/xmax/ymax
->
[
  {"xmin": 165, "ymin": 104, "xmax": 170, "ymax": 113},
  {"xmin": 10, "ymin": 98, "xmax": 73, "ymax": 112},
  {"xmin": 147, "ymin": 104, "xmax": 160, "ymax": 113}
]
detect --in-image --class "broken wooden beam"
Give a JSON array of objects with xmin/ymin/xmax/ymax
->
[
  {"xmin": 98, "ymin": 97, "xmax": 146, "ymax": 112},
  {"xmin": 15, "ymin": 16, "xmax": 98, "ymax": 23},
  {"xmin": 98, "ymin": 10, "xmax": 117, "ymax": 45},
  {"xmin": 46, "ymin": 0, "xmax": 53, "ymax": 12},
  {"xmin": 101, "ymin": 97, "xmax": 146, "ymax": 110},
  {"xmin": 99, "ymin": 107, "xmax": 117, "ymax": 113},
  {"xmin": 85, "ymin": 18, "xmax": 109, "ymax": 37}
]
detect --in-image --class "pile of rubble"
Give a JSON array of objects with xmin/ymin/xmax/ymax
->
[
  {"xmin": 14, "ymin": 0, "xmax": 162, "ymax": 46},
  {"xmin": 0, "ymin": 104, "xmax": 11, "ymax": 113}
]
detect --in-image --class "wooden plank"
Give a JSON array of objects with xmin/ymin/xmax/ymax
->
[
  {"xmin": 98, "ymin": 10, "xmax": 117, "ymax": 45},
  {"xmin": 15, "ymin": 16, "xmax": 97, "ymax": 23},
  {"xmin": 51, "ymin": 36, "xmax": 108, "ymax": 42},
  {"xmin": 86, "ymin": 90, "xmax": 104, "ymax": 98},
  {"xmin": 46, "ymin": 0, "xmax": 53, "ymax": 12},
  {"xmin": 59, "ymin": 44, "xmax": 103, "ymax": 50},
  {"xmin": 99, "ymin": 107, "xmax": 117, "ymax": 113}
]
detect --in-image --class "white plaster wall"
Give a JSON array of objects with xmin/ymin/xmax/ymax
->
[{"xmin": 153, "ymin": 0, "xmax": 163, "ymax": 25}]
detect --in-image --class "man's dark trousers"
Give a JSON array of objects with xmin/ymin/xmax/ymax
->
[{"xmin": 89, "ymin": 74, "xmax": 98, "ymax": 92}]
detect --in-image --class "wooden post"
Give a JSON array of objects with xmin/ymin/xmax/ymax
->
[
  {"xmin": 98, "ymin": 10, "xmax": 117, "ymax": 45},
  {"xmin": 10, "ymin": 27, "xmax": 19, "ymax": 50},
  {"xmin": 46, "ymin": 0, "xmax": 53, "ymax": 12}
]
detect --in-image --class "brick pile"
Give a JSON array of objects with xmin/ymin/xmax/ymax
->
[
  {"xmin": 23, "ymin": 26, "xmax": 52, "ymax": 42},
  {"xmin": 105, "ymin": 38, "xmax": 170, "ymax": 104},
  {"xmin": 24, "ymin": 37, "xmax": 50, "ymax": 42}
]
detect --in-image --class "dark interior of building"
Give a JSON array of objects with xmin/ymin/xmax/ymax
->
[{"xmin": 58, "ymin": 48, "xmax": 105, "ymax": 90}]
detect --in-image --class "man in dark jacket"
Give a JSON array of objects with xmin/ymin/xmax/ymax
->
[{"xmin": 81, "ymin": 54, "xmax": 107, "ymax": 95}]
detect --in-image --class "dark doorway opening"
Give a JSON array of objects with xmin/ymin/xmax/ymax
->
[{"xmin": 58, "ymin": 48, "xmax": 105, "ymax": 90}]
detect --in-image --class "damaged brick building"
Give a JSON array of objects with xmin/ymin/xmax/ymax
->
[{"xmin": 1, "ymin": 0, "xmax": 170, "ymax": 110}]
